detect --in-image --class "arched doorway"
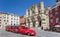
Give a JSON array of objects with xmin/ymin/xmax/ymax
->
[
  {"xmin": 31, "ymin": 16, "xmax": 35, "ymax": 27},
  {"xmin": 37, "ymin": 15, "xmax": 41, "ymax": 27},
  {"xmin": 33, "ymin": 21, "xmax": 36, "ymax": 27},
  {"xmin": 27, "ymin": 19, "xmax": 30, "ymax": 27}
]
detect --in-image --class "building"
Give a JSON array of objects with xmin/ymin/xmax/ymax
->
[
  {"xmin": 44, "ymin": 7, "xmax": 51, "ymax": 30},
  {"xmin": 26, "ymin": 2, "xmax": 50, "ymax": 30},
  {"xmin": 20, "ymin": 15, "xmax": 26, "ymax": 26},
  {"xmin": 0, "ymin": 12, "xmax": 20, "ymax": 29},
  {"xmin": 49, "ymin": 0, "xmax": 60, "ymax": 30}
]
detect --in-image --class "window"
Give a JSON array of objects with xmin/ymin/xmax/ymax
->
[
  {"xmin": 7, "ymin": 17, "xmax": 9, "ymax": 19},
  {"xmin": 7, "ymin": 20, "xmax": 9, "ymax": 22},
  {"xmin": 3, "ymin": 17, "xmax": 6, "ymax": 18},
  {"xmin": 0, "ymin": 25, "xmax": 1, "ymax": 27},
  {"xmin": 38, "ymin": 10, "xmax": 40, "ymax": 12},
  {"xmin": 14, "ymin": 16, "xmax": 15, "ymax": 17},
  {"xmin": 0, "ymin": 22, "xmax": 1, "ymax": 24},
  {"xmin": 0, "ymin": 17, "xmax": 2, "ymax": 18},
  {"xmin": 56, "ymin": 18, "xmax": 59, "ymax": 23},
  {"xmin": 55, "ymin": 12, "xmax": 58, "ymax": 15},
  {"xmin": 31, "ymin": 17, "xmax": 35, "ymax": 21},
  {"xmin": 42, "ymin": 19, "xmax": 45, "ymax": 21},
  {"xmin": 37, "ymin": 16, "xmax": 41, "ymax": 21},
  {"xmin": 50, "ymin": 14, "xmax": 52, "ymax": 17},
  {"xmin": 11, "ymin": 21, "xmax": 13, "ymax": 22},
  {"xmin": 55, "ymin": 12, "xmax": 58, "ymax": 17},
  {"xmin": 50, "ymin": 10, "xmax": 52, "ymax": 13},
  {"xmin": 17, "ymin": 18, "xmax": 18, "ymax": 20},
  {"xmin": 4, "ymin": 20, "xmax": 6, "ymax": 22},
  {"xmin": 42, "ymin": 22, "xmax": 46, "ymax": 24},
  {"xmin": 3, "ymin": 16, "xmax": 6, "ymax": 18},
  {"xmin": 32, "ymin": 11, "xmax": 35, "ymax": 14},
  {"xmin": 0, "ymin": 20, "xmax": 1, "ymax": 21},
  {"xmin": 28, "ymin": 12, "xmax": 30, "ymax": 16},
  {"xmin": 11, "ymin": 24, "xmax": 12, "ymax": 25},
  {"xmin": 14, "ymin": 24, "xmax": 15, "ymax": 25},
  {"xmin": 5, "ymin": 23, "xmax": 7, "ymax": 24},
  {"xmin": 55, "ymin": 7, "xmax": 58, "ymax": 11},
  {"xmin": 27, "ymin": 19, "xmax": 30, "ymax": 23},
  {"xmin": 50, "ymin": 19, "xmax": 53, "ymax": 23},
  {"xmin": 38, "ymin": 10, "xmax": 40, "ymax": 14},
  {"xmin": 28, "ymin": 10, "xmax": 30, "ymax": 16},
  {"xmin": 11, "ymin": 18, "xmax": 13, "ymax": 20},
  {"xmin": 14, "ymin": 18, "xmax": 15, "ymax": 20},
  {"xmin": 33, "ymin": 21, "xmax": 36, "ymax": 27}
]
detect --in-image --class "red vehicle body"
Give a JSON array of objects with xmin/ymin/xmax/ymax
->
[
  {"xmin": 5, "ymin": 26, "xmax": 36, "ymax": 36},
  {"xmin": 5, "ymin": 26, "xmax": 18, "ymax": 32},
  {"xmin": 18, "ymin": 26, "xmax": 36, "ymax": 36},
  {"xmin": 5, "ymin": 26, "xmax": 12, "ymax": 31}
]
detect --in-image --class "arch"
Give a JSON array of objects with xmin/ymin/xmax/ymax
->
[
  {"xmin": 37, "ymin": 15, "xmax": 41, "ymax": 27},
  {"xmin": 31, "ymin": 16, "xmax": 35, "ymax": 27},
  {"xmin": 27, "ymin": 18, "xmax": 30, "ymax": 27}
]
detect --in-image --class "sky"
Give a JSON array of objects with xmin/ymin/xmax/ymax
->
[{"xmin": 0, "ymin": 0, "xmax": 56, "ymax": 16}]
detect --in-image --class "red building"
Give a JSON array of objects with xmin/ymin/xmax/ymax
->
[{"xmin": 49, "ymin": 0, "xmax": 60, "ymax": 30}]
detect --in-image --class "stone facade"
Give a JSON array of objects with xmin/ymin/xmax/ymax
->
[{"xmin": 26, "ymin": 2, "xmax": 50, "ymax": 30}]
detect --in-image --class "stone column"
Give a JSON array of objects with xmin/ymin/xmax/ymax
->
[
  {"xmin": 29, "ymin": 18, "xmax": 33, "ymax": 28},
  {"xmin": 34, "ymin": 16, "xmax": 39, "ymax": 27},
  {"xmin": 41, "ymin": 14, "xmax": 46, "ymax": 30},
  {"xmin": 26, "ymin": 9, "xmax": 28, "ymax": 17},
  {"xmin": 46, "ymin": 16, "xmax": 50, "ymax": 29},
  {"xmin": 26, "ymin": 9, "xmax": 30, "ymax": 27},
  {"xmin": 26, "ymin": 23, "xmax": 28, "ymax": 27},
  {"xmin": 40, "ymin": 2, "xmax": 45, "ymax": 30},
  {"xmin": 26, "ymin": 18, "xmax": 28, "ymax": 27},
  {"xmin": 40, "ymin": 2, "xmax": 44, "ymax": 10},
  {"xmin": 35, "ymin": 21, "xmax": 39, "ymax": 27},
  {"xmin": 30, "ymin": 22, "xmax": 33, "ymax": 28},
  {"xmin": 30, "ymin": 9, "xmax": 32, "ymax": 16},
  {"xmin": 34, "ymin": 5, "xmax": 38, "ymax": 14}
]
